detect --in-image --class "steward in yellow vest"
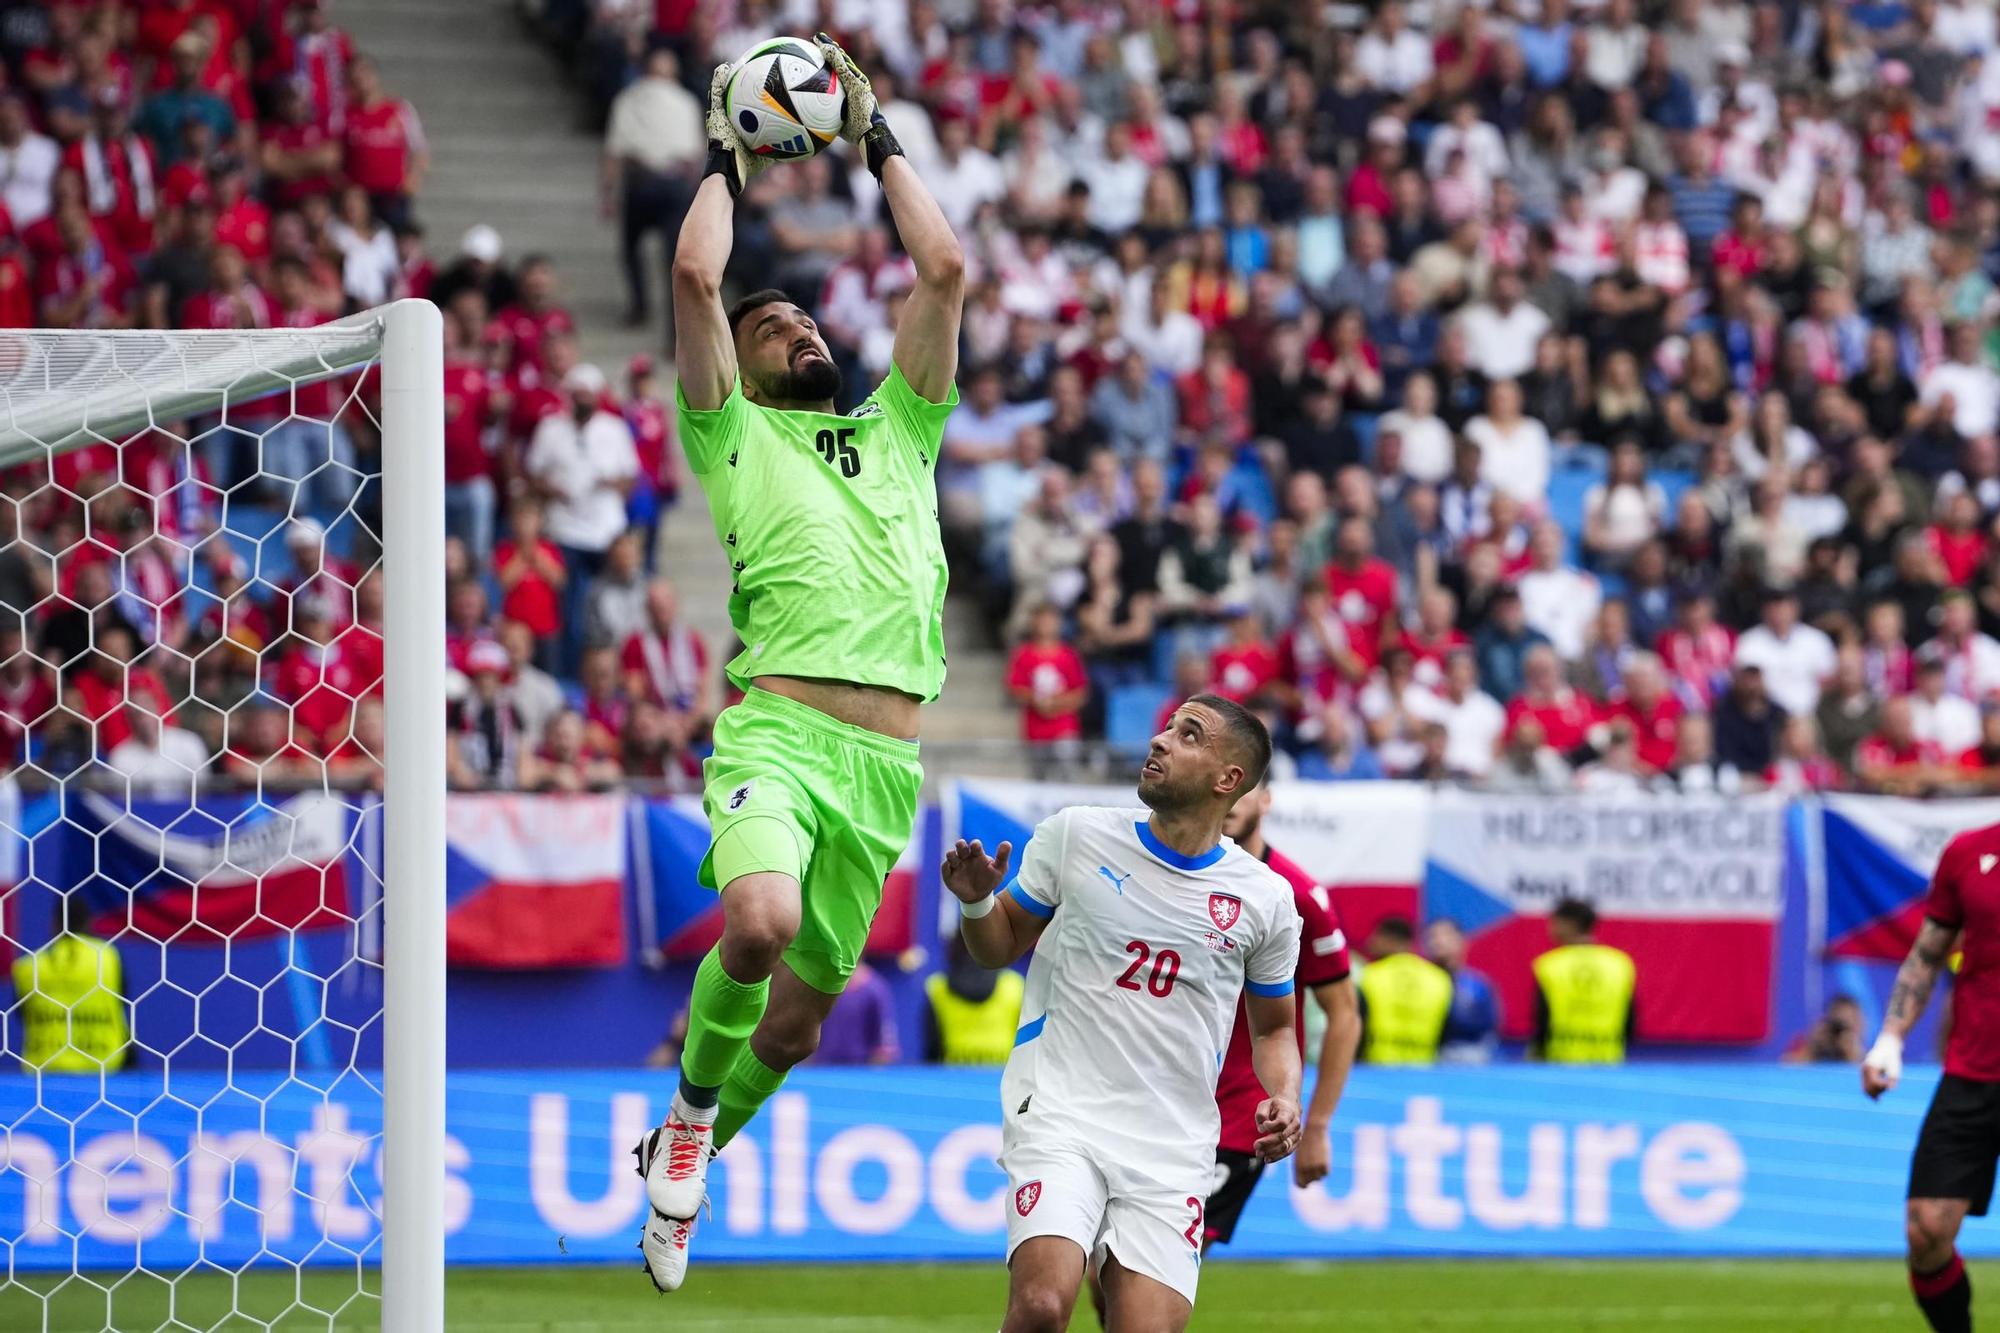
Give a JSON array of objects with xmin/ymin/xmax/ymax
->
[
  {"xmin": 1532, "ymin": 897, "xmax": 1636, "ymax": 1065},
  {"xmin": 12, "ymin": 900, "xmax": 128, "ymax": 1074},
  {"xmin": 924, "ymin": 940, "xmax": 1024, "ymax": 1065},
  {"xmin": 1356, "ymin": 917, "xmax": 1452, "ymax": 1065}
]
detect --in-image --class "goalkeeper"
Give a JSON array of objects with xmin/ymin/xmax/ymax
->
[{"xmin": 632, "ymin": 35, "xmax": 964, "ymax": 1293}]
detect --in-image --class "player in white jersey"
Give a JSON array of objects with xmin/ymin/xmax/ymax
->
[{"xmin": 942, "ymin": 694, "xmax": 1304, "ymax": 1332}]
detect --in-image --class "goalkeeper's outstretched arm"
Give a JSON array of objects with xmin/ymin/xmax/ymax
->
[
  {"xmin": 881, "ymin": 155, "xmax": 964, "ymax": 403},
  {"xmin": 1864, "ymin": 916, "xmax": 1959, "ymax": 1099},
  {"xmin": 671, "ymin": 175, "xmax": 737, "ymax": 412}
]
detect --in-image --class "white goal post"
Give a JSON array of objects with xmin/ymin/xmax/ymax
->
[{"xmin": 0, "ymin": 299, "xmax": 445, "ymax": 1332}]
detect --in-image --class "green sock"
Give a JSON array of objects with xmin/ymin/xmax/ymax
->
[
  {"xmin": 713, "ymin": 1048, "xmax": 790, "ymax": 1148},
  {"xmin": 678, "ymin": 949, "xmax": 770, "ymax": 1103}
]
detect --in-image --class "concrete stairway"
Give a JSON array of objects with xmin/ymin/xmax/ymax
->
[{"xmin": 336, "ymin": 0, "xmax": 1014, "ymax": 759}]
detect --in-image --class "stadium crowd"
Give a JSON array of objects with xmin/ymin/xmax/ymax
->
[
  {"xmin": 0, "ymin": 1, "xmax": 695, "ymax": 795},
  {"xmin": 571, "ymin": 0, "xmax": 2000, "ymax": 797}
]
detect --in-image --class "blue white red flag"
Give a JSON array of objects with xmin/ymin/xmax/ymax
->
[{"xmin": 444, "ymin": 794, "xmax": 627, "ymax": 968}]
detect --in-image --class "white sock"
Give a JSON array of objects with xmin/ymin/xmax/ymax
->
[{"xmin": 671, "ymin": 1092, "xmax": 718, "ymax": 1127}]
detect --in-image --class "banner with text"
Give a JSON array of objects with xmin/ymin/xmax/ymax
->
[
  {"xmin": 1820, "ymin": 796, "xmax": 1998, "ymax": 961},
  {"xmin": 0, "ymin": 1066, "xmax": 1947, "ymax": 1268},
  {"xmin": 1424, "ymin": 793, "xmax": 1787, "ymax": 1043}
]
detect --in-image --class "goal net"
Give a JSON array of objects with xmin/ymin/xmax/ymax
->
[{"xmin": 0, "ymin": 302, "xmax": 445, "ymax": 1332}]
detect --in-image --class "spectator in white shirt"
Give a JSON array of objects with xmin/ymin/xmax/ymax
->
[
  {"xmin": 1585, "ymin": 0, "xmax": 1650, "ymax": 89},
  {"xmin": 1123, "ymin": 271, "xmax": 1205, "ymax": 376},
  {"xmin": 1355, "ymin": 1, "xmax": 1435, "ymax": 97},
  {"xmin": 107, "ymin": 704, "xmax": 210, "ymax": 796},
  {"xmin": 1582, "ymin": 440, "xmax": 1667, "ymax": 568},
  {"xmin": 1455, "ymin": 268, "xmax": 1552, "ymax": 381},
  {"xmin": 1922, "ymin": 321, "xmax": 2000, "ymax": 441},
  {"xmin": 1377, "ymin": 371, "xmax": 1455, "ymax": 484},
  {"xmin": 1415, "ymin": 649, "xmax": 1506, "ymax": 778},
  {"xmin": 1084, "ymin": 119, "xmax": 1150, "ymax": 233},
  {"xmin": 926, "ymin": 114, "xmax": 1006, "ymax": 235},
  {"xmin": 1517, "ymin": 520, "xmax": 1603, "ymax": 661},
  {"xmin": 1912, "ymin": 657, "xmax": 1983, "ymax": 754},
  {"xmin": 1734, "ymin": 588, "xmax": 1838, "ymax": 716},
  {"xmin": 600, "ymin": 43, "xmax": 703, "ymax": 330},
  {"xmin": 1424, "ymin": 99, "xmax": 1510, "ymax": 202},
  {"xmin": 526, "ymin": 363, "xmax": 639, "ymax": 673},
  {"xmin": 0, "ymin": 91, "xmax": 59, "ymax": 227},
  {"xmin": 1465, "ymin": 378, "xmax": 1554, "ymax": 506}
]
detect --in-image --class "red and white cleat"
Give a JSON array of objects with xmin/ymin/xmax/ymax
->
[
  {"xmin": 633, "ymin": 1096, "xmax": 715, "ymax": 1220},
  {"xmin": 638, "ymin": 1207, "xmax": 697, "ymax": 1293}
]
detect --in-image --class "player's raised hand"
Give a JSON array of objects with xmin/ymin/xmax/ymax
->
[
  {"xmin": 1292, "ymin": 1124, "xmax": 1331, "ymax": 1186},
  {"xmin": 1862, "ymin": 1031, "xmax": 1904, "ymax": 1099},
  {"xmin": 1254, "ymin": 1096, "xmax": 1303, "ymax": 1163},
  {"xmin": 813, "ymin": 32, "xmax": 879, "ymax": 144},
  {"xmin": 940, "ymin": 838, "xmax": 1013, "ymax": 904},
  {"xmin": 703, "ymin": 62, "xmax": 768, "ymax": 196}
]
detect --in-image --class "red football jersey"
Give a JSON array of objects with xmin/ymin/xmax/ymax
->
[
  {"xmin": 1925, "ymin": 824, "xmax": 2000, "ymax": 1080},
  {"xmin": 1324, "ymin": 559, "xmax": 1398, "ymax": 665},
  {"xmin": 1505, "ymin": 688, "xmax": 1598, "ymax": 753},
  {"xmin": 1606, "ymin": 692, "xmax": 1684, "ymax": 773},
  {"xmin": 1214, "ymin": 845, "xmax": 1350, "ymax": 1156}
]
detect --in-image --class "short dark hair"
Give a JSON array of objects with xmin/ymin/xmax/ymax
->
[
  {"xmin": 728, "ymin": 288, "xmax": 795, "ymax": 336},
  {"xmin": 1373, "ymin": 916, "xmax": 1416, "ymax": 946},
  {"xmin": 1552, "ymin": 897, "xmax": 1598, "ymax": 935},
  {"xmin": 1186, "ymin": 691, "xmax": 1272, "ymax": 792}
]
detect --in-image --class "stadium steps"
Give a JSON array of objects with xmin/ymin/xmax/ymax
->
[{"xmin": 338, "ymin": 0, "xmax": 1020, "ymax": 763}]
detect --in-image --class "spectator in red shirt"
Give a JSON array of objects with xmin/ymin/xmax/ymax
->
[
  {"xmin": 1399, "ymin": 585, "xmax": 1469, "ymax": 686},
  {"xmin": 519, "ymin": 708, "xmax": 622, "ymax": 792},
  {"xmin": 444, "ymin": 577, "xmax": 495, "ymax": 677},
  {"xmin": 262, "ymin": 77, "xmax": 342, "ymax": 208},
  {"xmin": 1602, "ymin": 651, "xmax": 1684, "ymax": 774},
  {"xmin": 179, "ymin": 242, "xmax": 268, "ymax": 329},
  {"xmin": 341, "ymin": 54, "xmax": 426, "ymax": 230},
  {"xmin": 1176, "ymin": 336, "xmax": 1254, "ymax": 448},
  {"xmin": 492, "ymin": 254, "xmax": 578, "ymax": 379},
  {"xmin": 494, "ymin": 501, "xmax": 566, "ymax": 671},
  {"xmin": 441, "ymin": 309, "xmax": 500, "ymax": 560},
  {"xmin": 1208, "ymin": 608, "xmax": 1282, "ymax": 707},
  {"xmin": 0, "ymin": 627, "xmax": 55, "ymax": 770},
  {"xmin": 578, "ymin": 646, "xmax": 631, "ymax": 755},
  {"xmin": 1927, "ymin": 490, "xmax": 1989, "ymax": 587},
  {"xmin": 37, "ymin": 204, "xmax": 133, "ymax": 328},
  {"xmin": 1325, "ymin": 516, "xmax": 1398, "ymax": 665},
  {"xmin": 1007, "ymin": 603, "xmax": 1089, "ymax": 761},
  {"xmin": 619, "ymin": 579, "xmax": 712, "ymax": 731},
  {"xmin": 1505, "ymin": 643, "xmax": 1598, "ymax": 755},
  {"xmin": 623, "ymin": 355, "xmax": 675, "ymax": 564},
  {"xmin": 222, "ymin": 699, "xmax": 322, "ymax": 789},
  {"xmin": 267, "ymin": 604, "xmax": 377, "ymax": 748},
  {"xmin": 1658, "ymin": 592, "xmax": 1735, "ymax": 710},
  {"xmin": 326, "ymin": 695, "xmax": 385, "ymax": 791},
  {"xmin": 278, "ymin": 518, "xmax": 360, "ymax": 634},
  {"xmin": 1855, "ymin": 695, "xmax": 1948, "ymax": 796},
  {"xmin": 69, "ymin": 87, "xmax": 157, "ymax": 256},
  {"xmin": 68, "ymin": 624, "xmax": 171, "ymax": 755}
]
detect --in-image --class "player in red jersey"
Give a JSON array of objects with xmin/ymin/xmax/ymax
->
[
  {"xmin": 1206, "ymin": 777, "xmax": 1358, "ymax": 1248},
  {"xmin": 1863, "ymin": 821, "xmax": 2000, "ymax": 1333}
]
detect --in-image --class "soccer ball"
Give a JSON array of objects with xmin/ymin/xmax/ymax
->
[{"xmin": 724, "ymin": 37, "xmax": 846, "ymax": 162}]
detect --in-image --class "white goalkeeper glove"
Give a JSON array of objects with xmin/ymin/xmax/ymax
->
[
  {"xmin": 1863, "ymin": 1031, "xmax": 1904, "ymax": 1096},
  {"xmin": 703, "ymin": 61, "xmax": 770, "ymax": 198},
  {"xmin": 814, "ymin": 31, "xmax": 904, "ymax": 178}
]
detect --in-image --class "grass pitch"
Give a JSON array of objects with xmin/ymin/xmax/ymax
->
[{"xmin": 0, "ymin": 1257, "xmax": 1942, "ymax": 1331}]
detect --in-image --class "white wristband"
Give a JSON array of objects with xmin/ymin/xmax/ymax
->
[
  {"xmin": 1865, "ymin": 1031, "xmax": 1904, "ymax": 1079},
  {"xmin": 959, "ymin": 892, "xmax": 998, "ymax": 920}
]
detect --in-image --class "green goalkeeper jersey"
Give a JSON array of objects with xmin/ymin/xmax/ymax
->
[{"xmin": 675, "ymin": 365, "xmax": 955, "ymax": 703}]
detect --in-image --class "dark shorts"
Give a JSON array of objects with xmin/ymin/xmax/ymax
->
[
  {"xmin": 1910, "ymin": 1074, "xmax": 2000, "ymax": 1214},
  {"xmin": 1204, "ymin": 1148, "xmax": 1267, "ymax": 1248}
]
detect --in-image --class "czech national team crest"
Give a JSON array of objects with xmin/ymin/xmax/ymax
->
[
  {"xmin": 1207, "ymin": 893, "xmax": 1242, "ymax": 932},
  {"xmin": 1015, "ymin": 1180, "xmax": 1042, "ymax": 1216}
]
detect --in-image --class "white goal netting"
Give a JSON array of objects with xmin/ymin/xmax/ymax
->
[{"xmin": 0, "ymin": 314, "xmax": 437, "ymax": 1331}]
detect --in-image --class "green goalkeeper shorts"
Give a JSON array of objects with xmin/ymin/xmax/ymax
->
[{"xmin": 699, "ymin": 687, "xmax": 923, "ymax": 995}]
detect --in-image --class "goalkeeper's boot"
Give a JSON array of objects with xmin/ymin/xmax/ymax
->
[
  {"xmin": 634, "ymin": 1095, "xmax": 715, "ymax": 1220},
  {"xmin": 638, "ymin": 1204, "xmax": 699, "ymax": 1293}
]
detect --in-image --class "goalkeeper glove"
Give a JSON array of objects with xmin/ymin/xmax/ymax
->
[
  {"xmin": 703, "ymin": 61, "xmax": 768, "ymax": 198},
  {"xmin": 815, "ymin": 31, "xmax": 904, "ymax": 179}
]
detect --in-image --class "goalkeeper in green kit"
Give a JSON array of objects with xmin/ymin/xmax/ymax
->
[{"xmin": 632, "ymin": 34, "xmax": 964, "ymax": 1292}]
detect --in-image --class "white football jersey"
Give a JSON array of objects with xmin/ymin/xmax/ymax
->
[{"xmin": 1000, "ymin": 806, "xmax": 1301, "ymax": 1177}]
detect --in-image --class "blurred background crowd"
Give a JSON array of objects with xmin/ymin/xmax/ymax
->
[
  {"xmin": 16, "ymin": 0, "xmax": 2000, "ymax": 799},
  {"xmin": 554, "ymin": 0, "xmax": 2000, "ymax": 798}
]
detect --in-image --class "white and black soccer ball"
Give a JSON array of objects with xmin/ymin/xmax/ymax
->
[{"xmin": 723, "ymin": 37, "xmax": 846, "ymax": 162}]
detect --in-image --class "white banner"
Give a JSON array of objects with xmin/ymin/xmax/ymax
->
[{"xmin": 1427, "ymin": 791, "xmax": 1788, "ymax": 921}]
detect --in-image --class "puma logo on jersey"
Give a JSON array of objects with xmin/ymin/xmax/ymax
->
[
  {"xmin": 727, "ymin": 782, "xmax": 755, "ymax": 812},
  {"xmin": 1097, "ymin": 866, "xmax": 1132, "ymax": 896},
  {"xmin": 1312, "ymin": 929, "xmax": 1347, "ymax": 957},
  {"xmin": 849, "ymin": 402, "xmax": 884, "ymax": 419}
]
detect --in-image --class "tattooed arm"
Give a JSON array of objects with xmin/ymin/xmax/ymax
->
[{"xmin": 1864, "ymin": 917, "xmax": 1960, "ymax": 1099}]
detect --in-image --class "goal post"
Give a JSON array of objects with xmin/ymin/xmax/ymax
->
[{"xmin": 0, "ymin": 299, "xmax": 446, "ymax": 1332}]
